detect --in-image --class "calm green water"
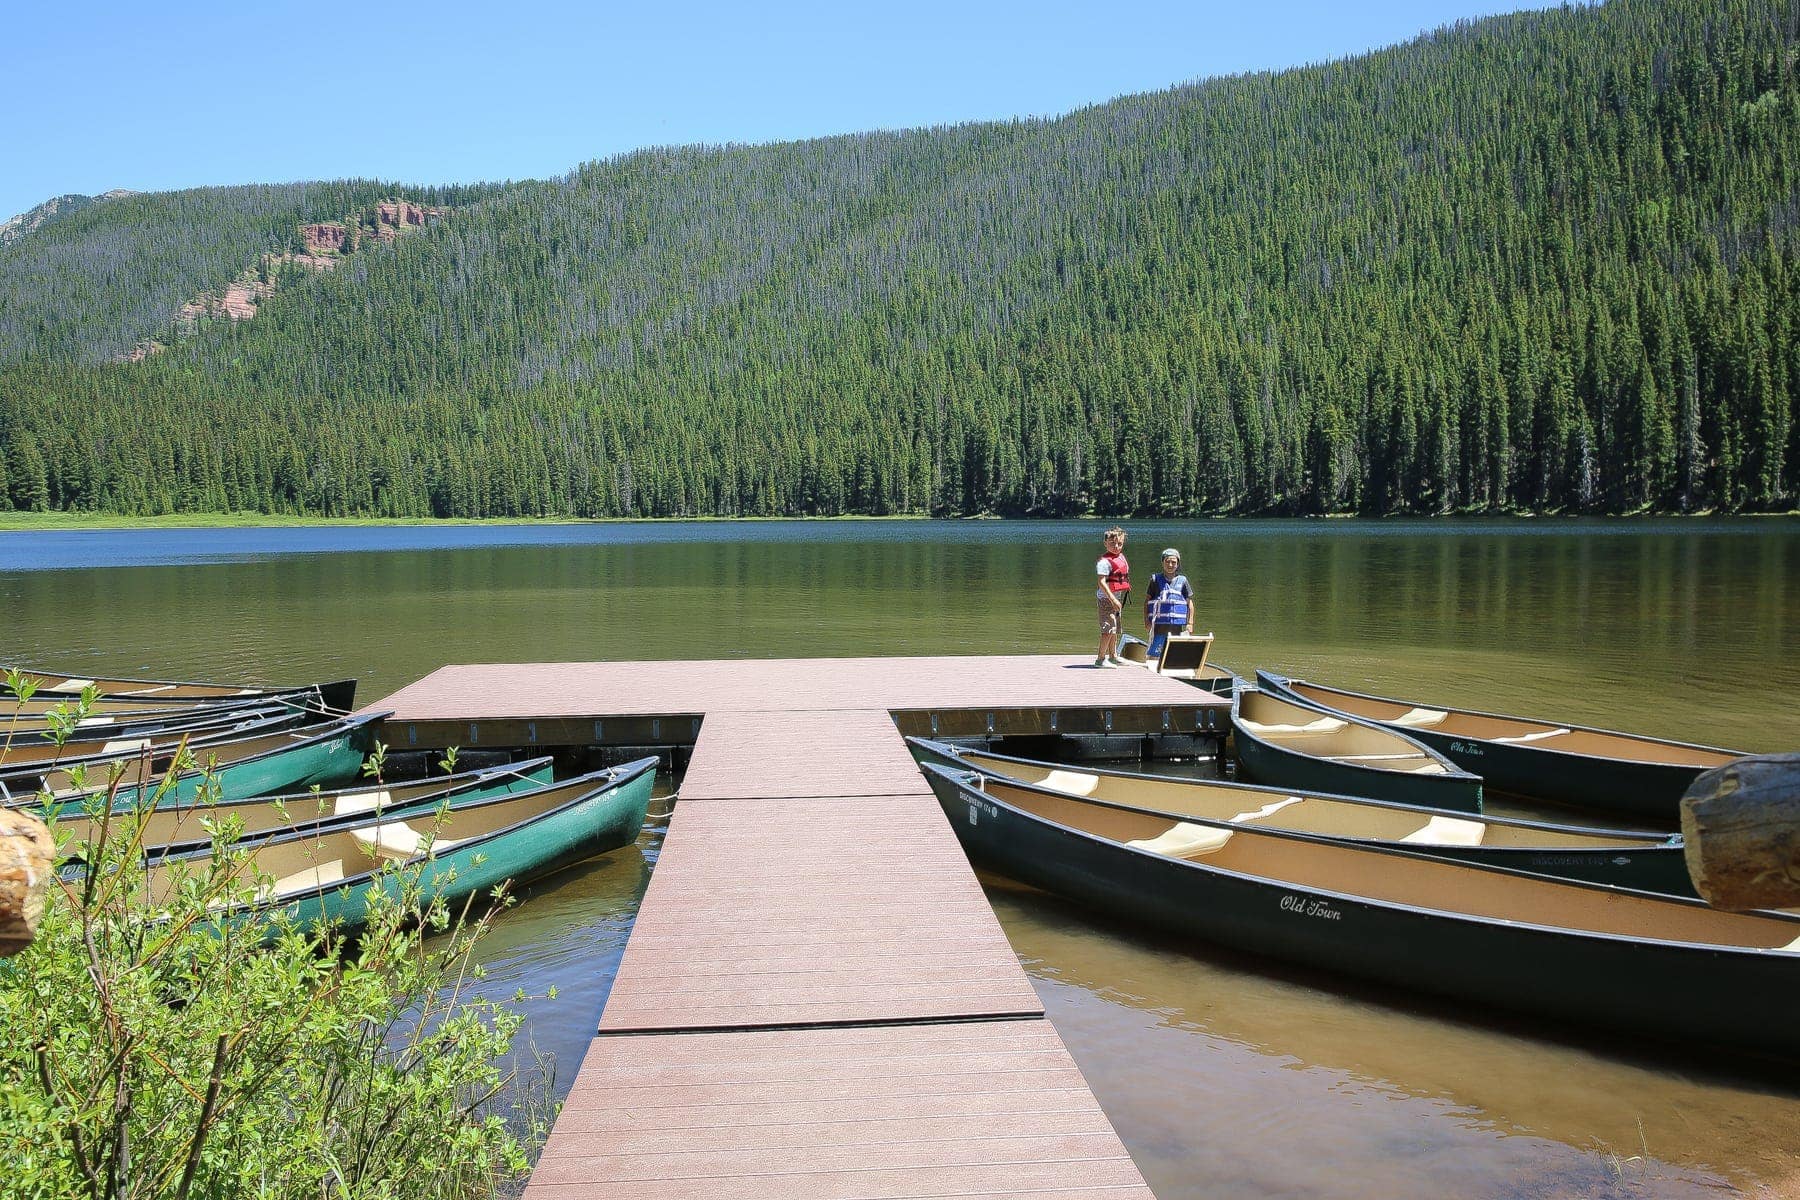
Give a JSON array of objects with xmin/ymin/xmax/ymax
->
[{"xmin": 4, "ymin": 518, "xmax": 1798, "ymax": 1197}]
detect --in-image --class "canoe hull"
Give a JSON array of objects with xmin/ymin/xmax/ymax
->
[
  {"xmin": 907, "ymin": 738, "xmax": 1696, "ymax": 897},
  {"xmin": 1233, "ymin": 720, "xmax": 1484, "ymax": 814},
  {"xmin": 269, "ymin": 762, "xmax": 656, "ymax": 932},
  {"xmin": 1255, "ymin": 674, "xmax": 1737, "ymax": 822},
  {"xmin": 924, "ymin": 768, "xmax": 1800, "ymax": 1062},
  {"xmin": 1381, "ymin": 726, "xmax": 1701, "ymax": 822}
]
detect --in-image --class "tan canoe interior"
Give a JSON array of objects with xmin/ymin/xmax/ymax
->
[
  {"xmin": 54, "ymin": 775, "xmax": 488, "ymax": 850},
  {"xmin": 0, "ymin": 711, "xmax": 293, "ymax": 771},
  {"xmin": 27, "ymin": 723, "xmax": 338, "ymax": 798},
  {"xmin": 973, "ymin": 778, "xmax": 1800, "ymax": 951},
  {"xmin": 1238, "ymin": 690, "xmax": 1454, "ymax": 776},
  {"xmin": 15, "ymin": 674, "xmax": 260, "ymax": 700},
  {"xmin": 953, "ymin": 750, "xmax": 1661, "ymax": 851},
  {"xmin": 1284, "ymin": 680, "xmax": 1740, "ymax": 769},
  {"xmin": 138, "ymin": 777, "xmax": 590, "ymax": 906}
]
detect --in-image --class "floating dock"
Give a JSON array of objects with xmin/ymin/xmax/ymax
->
[{"xmin": 374, "ymin": 655, "xmax": 1230, "ymax": 1198}]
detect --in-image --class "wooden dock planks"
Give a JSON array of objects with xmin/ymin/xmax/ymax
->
[
  {"xmin": 600, "ymin": 789, "xmax": 1042, "ymax": 1031},
  {"xmin": 680, "ymin": 709, "xmax": 927, "ymax": 800},
  {"xmin": 530, "ymin": 1021, "xmax": 1151, "ymax": 1200},
  {"xmin": 375, "ymin": 656, "xmax": 1166, "ymax": 1198}
]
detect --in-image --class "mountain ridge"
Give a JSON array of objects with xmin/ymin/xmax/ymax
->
[{"xmin": 0, "ymin": 0, "xmax": 1793, "ymax": 519}]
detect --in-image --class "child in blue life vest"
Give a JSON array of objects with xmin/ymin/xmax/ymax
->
[{"xmin": 1143, "ymin": 547, "xmax": 1195, "ymax": 661}]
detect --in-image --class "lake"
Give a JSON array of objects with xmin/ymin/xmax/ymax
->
[{"xmin": 4, "ymin": 517, "xmax": 1798, "ymax": 1197}]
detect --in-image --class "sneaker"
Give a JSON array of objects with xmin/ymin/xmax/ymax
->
[
  {"xmin": 1108, "ymin": 656, "xmax": 1127, "ymax": 666},
  {"xmin": 1093, "ymin": 657, "xmax": 1109, "ymax": 668}
]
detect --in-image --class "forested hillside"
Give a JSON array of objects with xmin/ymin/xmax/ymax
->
[{"xmin": 0, "ymin": 0, "xmax": 1795, "ymax": 517}]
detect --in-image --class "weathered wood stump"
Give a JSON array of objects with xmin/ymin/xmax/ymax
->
[
  {"xmin": 1680, "ymin": 753, "xmax": 1800, "ymax": 910},
  {"xmin": 0, "ymin": 808, "xmax": 55, "ymax": 956}
]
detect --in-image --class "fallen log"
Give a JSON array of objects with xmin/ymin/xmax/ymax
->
[
  {"xmin": 1680, "ymin": 753, "xmax": 1800, "ymax": 910},
  {"xmin": 0, "ymin": 808, "xmax": 54, "ymax": 956}
]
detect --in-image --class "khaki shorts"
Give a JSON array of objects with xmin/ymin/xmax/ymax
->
[{"xmin": 1097, "ymin": 593, "xmax": 1122, "ymax": 634}]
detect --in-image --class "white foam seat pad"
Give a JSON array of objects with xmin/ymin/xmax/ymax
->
[
  {"xmin": 1037, "ymin": 769, "xmax": 1101, "ymax": 797},
  {"xmin": 267, "ymin": 858, "xmax": 345, "ymax": 899},
  {"xmin": 1494, "ymin": 728, "xmax": 1571, "ymax": 744},
  {"xmin": 99, "ymin": 738, "xmax": 152, "ymax": 755},
  {"xmin": 1238, "ymin": 716, "xmax": 1345, "ymax": 736},
  {"xmin": 332, "ymin": 788, "xmax": 396, "ymax": 816},
  {"xmin": 1229, "ymin": 796, "xmax": 1306, "ymax": 823},
  {"xmin": 1128, "ymin": 822, "xmax": 1233, "ymax": 858},
  {"xmin": 1400, "ymin": 814, "xmax": 1486, "ymax": 846},
  {"xmin": 353, "ymin": 821, "xmax": 464, "ymax": 861},
  {"xmin": 1392, "ymin": 707, "xmax": 1449, "ymax": 727}
]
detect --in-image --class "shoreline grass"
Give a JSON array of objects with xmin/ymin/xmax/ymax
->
[{"xmin": 0, "ymin": 509, "xmax": 1796, "ymax": 532}]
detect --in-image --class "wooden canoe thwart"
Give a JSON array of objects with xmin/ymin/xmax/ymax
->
[
  {"xmin": 920, "ymin": 763, "xmax": 1800, "ymax": 1063},
  {"xmin": 1257, "ymin": 670, "xmax": 1745, "ymax": 822},
  {"xmin": 1681, "ymin": 753, "xmax": 1800, "ymax": 910},
  {"xmin": 906, "ymin": 737, "xmax": 1696, "ymax": 895},
  {"xmin": 1232, "ymin": 684, "xmax": 1484, "ymax": 813}
]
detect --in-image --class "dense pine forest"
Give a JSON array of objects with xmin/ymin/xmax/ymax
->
[{"xmin": 0, "ymin": 0, "xmax": 1795, "ymax": 518}]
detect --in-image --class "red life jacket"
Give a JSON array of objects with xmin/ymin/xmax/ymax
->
[{"xmin": 1102, "ymin": 550, "xmax": 1130, "ymax": 594}]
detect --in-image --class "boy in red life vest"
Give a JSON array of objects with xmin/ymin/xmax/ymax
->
[
  {"xmin": 1093, "ymin": 526, "xmax": 1130, "ymax": 667},
  {"xmin": 1144, "ymin": 547, "xmax": 1195, "ymax": 661}
]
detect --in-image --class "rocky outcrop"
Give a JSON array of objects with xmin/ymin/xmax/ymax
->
[
  {"xmin": 122, "ymin": 197, "xmax": 446, "ymax": 361},
  {"xmin": 300, "ymin": 222, "xmax": 348, "ymax": 253}
]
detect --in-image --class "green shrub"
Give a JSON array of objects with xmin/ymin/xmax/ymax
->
[{"xmin": 0, "ymin": 683, "xmax": 549, "ymax": 1200}]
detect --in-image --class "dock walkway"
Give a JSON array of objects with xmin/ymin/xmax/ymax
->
[{"xmin": 374, "ymin": 656, "xmax": 1228, "ymax": 1198}]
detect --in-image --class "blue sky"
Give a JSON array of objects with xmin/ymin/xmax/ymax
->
[{"xmin": 4, "ymin": 1, "xmax": 1562, "ymax": 222}]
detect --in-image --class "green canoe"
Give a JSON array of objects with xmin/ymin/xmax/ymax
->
[
  {"xmin": 0, "ymin": 702, "xmax": 310, "ymax": 765},
  {"xmin": 1232, "ymin": 685, "xmax": 1483, "ymax": 813},
  {"xmin": 6, "ymin": 713, "xmax": 388, "ymax": 808},
  {"xmin": 1257, "ymin": 671, "xmax": 1745, "ymax": 823},
  {"xmin": 134, "ymin": 758, "xmax": 658, "ymax": 933},
  {"xmin": 51, "ymin": 756, "xmax": 556, "ymax": 856},
  {"xmin": 922, "ymin": 763, "xmax": 1800, "ymax": 1063},
  {"xmin": 3, "ymin": 667, "xmax": 356, "ymax": 713},
  {"xmin": 906, "ymin": 737, "xmax": 1693, "ymax": 896}
]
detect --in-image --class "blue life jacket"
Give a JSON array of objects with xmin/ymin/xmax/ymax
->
[{"xmin": 1147, "ymin": 574, "xmax": 1192, "ymax": 626}]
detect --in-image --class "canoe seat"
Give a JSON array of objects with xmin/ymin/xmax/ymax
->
[
  {"xmin": 1128, "ymin": 822, "xmax": 1233, "ymax": 859},
  {"xmin": 352, "ymin": 821, "xmax": 465, "ymax": 863},
  {"xmin": 1392, "ymin": 707, "xmax": 1449, "ymax": 728},
  {"xmin": 332, "ymin": 788, "xmax": 395, "ymax": 816},
  {"xmin": 1493, "ymin": 728, "xmax": 1571, "ymax": 744},
  {"xmin": 1325, "ymin": 753, "xmax": 1449, "ymax": 776},
  {"xmin": 261, "ymin": 859, "xmax": 346, "ymax": 901},
  {"xmin": 1228, "ymin": 796, "xmax": 1306, "ymax": 823},
  {"xmin": 1400, "ymin": 815, "xmax": 1486, "ymax": 846},
  {"xmin": 1037, "ymin": 769, "xmax": 1100, "ymax": 797},
  {"xmin": 99, "ymin": 737, "xmax": 152, "ymax": 756},
  {"xmin": 1238, "ymin": 716, "xmax": 1346, "ymax": 736}
]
